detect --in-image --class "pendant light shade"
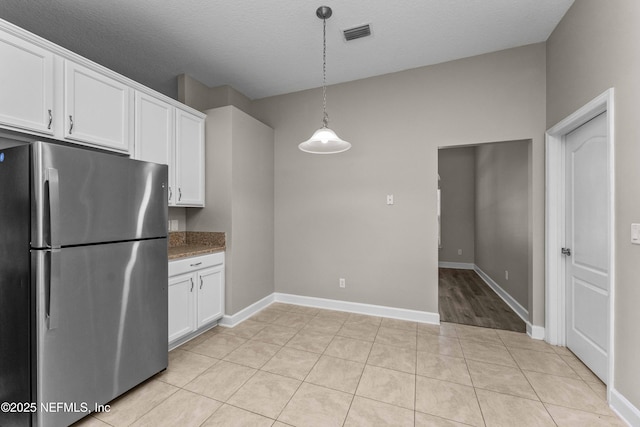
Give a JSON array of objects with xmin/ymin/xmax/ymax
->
[
  {"xmin": 299, "ymin": 6, "xmax": 352, "ymax": 154},
  {"xmin": 299, "ymin": 127, "xmax": 351, "ymax": 154}
]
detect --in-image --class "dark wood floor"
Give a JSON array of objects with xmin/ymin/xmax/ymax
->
[{"xmin": 439, "ymin": 268, "xmax": 526, "ymax": 332}]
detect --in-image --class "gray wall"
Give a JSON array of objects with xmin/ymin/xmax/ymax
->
[
  {"xmin": 168, "ymin": 208, "xmax": 187, "ymax": 231},
  {"xmin": 251, "ymin": 43, "xmax": 546, "ymax": 319},
  {"xmin": 474, "ymin": 140, "xmax": 530, "ymax": 309},
  {"xmin": 187, "ymin": 106, "xmax": 275, "ymax": 315},
  {"xmin": 547, "ymin": 0, "xmax": 640, "ymax": 411},
  {"xmin": 177, "ymin": 74, "xmax": 211, "ymax": 112},
  {"xmin": 178, "ymin": 74, "xmax": 253, "ymax": 116},
  {"xmin": 438, "ymin": 147, "xmax": 476, "ymax": 264}
]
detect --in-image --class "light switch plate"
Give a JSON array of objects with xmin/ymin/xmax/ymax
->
[{"xmin": 631, "ymin": 223, "xmax": 640, "ymax": 245}]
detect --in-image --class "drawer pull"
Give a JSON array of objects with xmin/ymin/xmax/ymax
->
[{"xmin": 190, "ymin": 262, "xmax": 202, "ymax": 267}]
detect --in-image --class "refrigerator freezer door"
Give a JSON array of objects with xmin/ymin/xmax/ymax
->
[
  {"xmin": 34, "ymin": 239, "xmax": 168, "ymax": 427},
  {"xmin": 31, "ymin": 141, "xmax": 168, "ymax": 248}
]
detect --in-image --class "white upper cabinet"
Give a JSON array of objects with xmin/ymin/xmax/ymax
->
[
  {"xmin": 134, "ymin": 91, "xmax": 175, "ymax": 202},
  {"xmin": 175, "ymin": 109, "xmax": 205, "ymax": 206},
  {"xmin": 134, "ymin": 92, "xmax": 173, "ymax": 165},
  {"xmin": 0, "ymin": 19, "xmax": 206, "ymax": 177},
  {"xmin": 133, "ymin": 92, "xmax": 205, "ymax": 207},
  {"xmin": 64, "ymin": 61, "xmax": 132, "ymax": 153},
  {"xmin": 0, "ymin": 30, "xmax": 54, "ymax": 135}
]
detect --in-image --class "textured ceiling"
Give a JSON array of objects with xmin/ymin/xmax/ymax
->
[{"xmin": 0, "ymin": 0, "xmax": 574, "ymax": 100}]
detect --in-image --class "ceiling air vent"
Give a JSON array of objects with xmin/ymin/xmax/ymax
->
[{"xmin": 343, "ymin": 24, "xmax": 371, "ymax": 41}]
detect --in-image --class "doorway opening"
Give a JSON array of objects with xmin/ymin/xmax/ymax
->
[{"xmin": 437, "ymin": 140, "xmax": 532, "ymax": 333}]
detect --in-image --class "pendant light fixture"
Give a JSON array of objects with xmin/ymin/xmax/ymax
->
[{"xmin": 299, "ymin": 6, "xmax": 352, "ymax": 154}]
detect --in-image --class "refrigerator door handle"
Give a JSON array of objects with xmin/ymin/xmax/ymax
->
[
  {"xmin": 45, "ymin": 168, "xmax": 61, "ymax": 250},
  {"xmin": 46, "ymin": 249, "xmax": 61, "ymax": 330}
]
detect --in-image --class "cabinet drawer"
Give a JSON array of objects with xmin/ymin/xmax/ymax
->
[{"xmin": 169, "ymin": 251, "xmax": 224, "ymax": 277}]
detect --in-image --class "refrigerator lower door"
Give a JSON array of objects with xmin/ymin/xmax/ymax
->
[{"xmin": 33, "ymin": 239, "xmax": 168, "ymax": 427}]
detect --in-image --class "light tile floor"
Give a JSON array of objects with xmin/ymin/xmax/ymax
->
[{"xmin": 74, "ymin": 303, "xmax": 626, "ymax": 426}]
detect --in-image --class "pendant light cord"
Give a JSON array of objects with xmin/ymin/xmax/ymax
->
[{"xmin": 322, "ymin": 16, "xmax": 329, "ymax": 128}]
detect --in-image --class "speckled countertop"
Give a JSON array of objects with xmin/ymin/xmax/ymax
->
[{"xmin": 168, "ymin": 231, "xmax": 225, "ymax": 260}]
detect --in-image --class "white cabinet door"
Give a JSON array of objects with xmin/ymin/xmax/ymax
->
[
  {"xmin": 168, "ymin": 273, "xmax": 196, "ymax": 343},
  {"xmin": 197, "ymin": 265, "xmax": 225, "ymax": 328},
  {"xmin": 134, "ymin": 92, "xmax": 173, "ymax": 165},
  {"xmin": 175, "ymin": 109, "xmax": 204, "ymax": 206},
  {"xmin": 0, "ymin": 30, "xmax": 54, "ymax": 135},
  {"xmin": 134, "ymin": 92, "xmax": 175, "ymax": 200},
  {"xmin": 64, "ymin": 61, "xmax": 132, "ymax": 153}
]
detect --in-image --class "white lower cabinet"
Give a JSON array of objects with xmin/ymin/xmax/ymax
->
[
  {"xmin": 168, "ymin": 273, "xmax": 196, "ymax": 343},
  {"xmin": 168, "ymin": 252, "xmax": 225, "ymax": 346},
  {"xmin": 196, "ymin": 265, "xmax": 224, "ymax": 327}
]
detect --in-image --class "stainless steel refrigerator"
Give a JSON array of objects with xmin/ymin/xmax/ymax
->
[{"xmin": 0, "ymin": 140, "xmax": 169, "ymax": 427}]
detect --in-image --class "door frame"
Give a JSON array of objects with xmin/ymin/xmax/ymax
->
[{"xmin": 545, "ymin": 88, "xmax": 615, "ymax": 396}]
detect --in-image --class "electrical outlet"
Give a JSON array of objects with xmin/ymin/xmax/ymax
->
[
  {"xmin": 339, "ymin": 278, "xmax": 346, "ymax": 288},
  {"xmin": 505, "ymin": 270, "xmax": 509, "ymax": 280},
  {"xmin": 458, "ymin": 249, "xmax": 463, "ymax": 255}
]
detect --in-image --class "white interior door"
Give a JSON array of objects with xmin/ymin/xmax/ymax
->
[{"xmin": 564, "ymin": 111, "xmax": 609, "ymax": 383}]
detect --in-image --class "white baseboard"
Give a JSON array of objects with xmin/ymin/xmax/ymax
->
[
  {"xmin": 473, "ymin": 266, "xmax": 529, "ymax": 322},
  {"xmin": 218, "ymin": 293, "xmax": 275, "ymax": 328},
  {"xmin": 438, "ymin": 262, "xmax": 475, "ymax": 270},
  {"xmin": 274, "ymin": 293, "xmax": 440, "ymax": 325},
  {"xmin": 473, "ymin": 266, "xmax": 546, "ymax": 341},
  {"xmin": 610, "ymin": 388, "xmax": 640, "ymax": 427},
  {"xmin": 526, "ymin": 323, "xmax": 545, "ymax": 340}
]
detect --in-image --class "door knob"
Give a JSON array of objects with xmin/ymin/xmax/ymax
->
[{"xmin": 561, "ymin": 248, "xmax": 571, "ymax": 256}]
